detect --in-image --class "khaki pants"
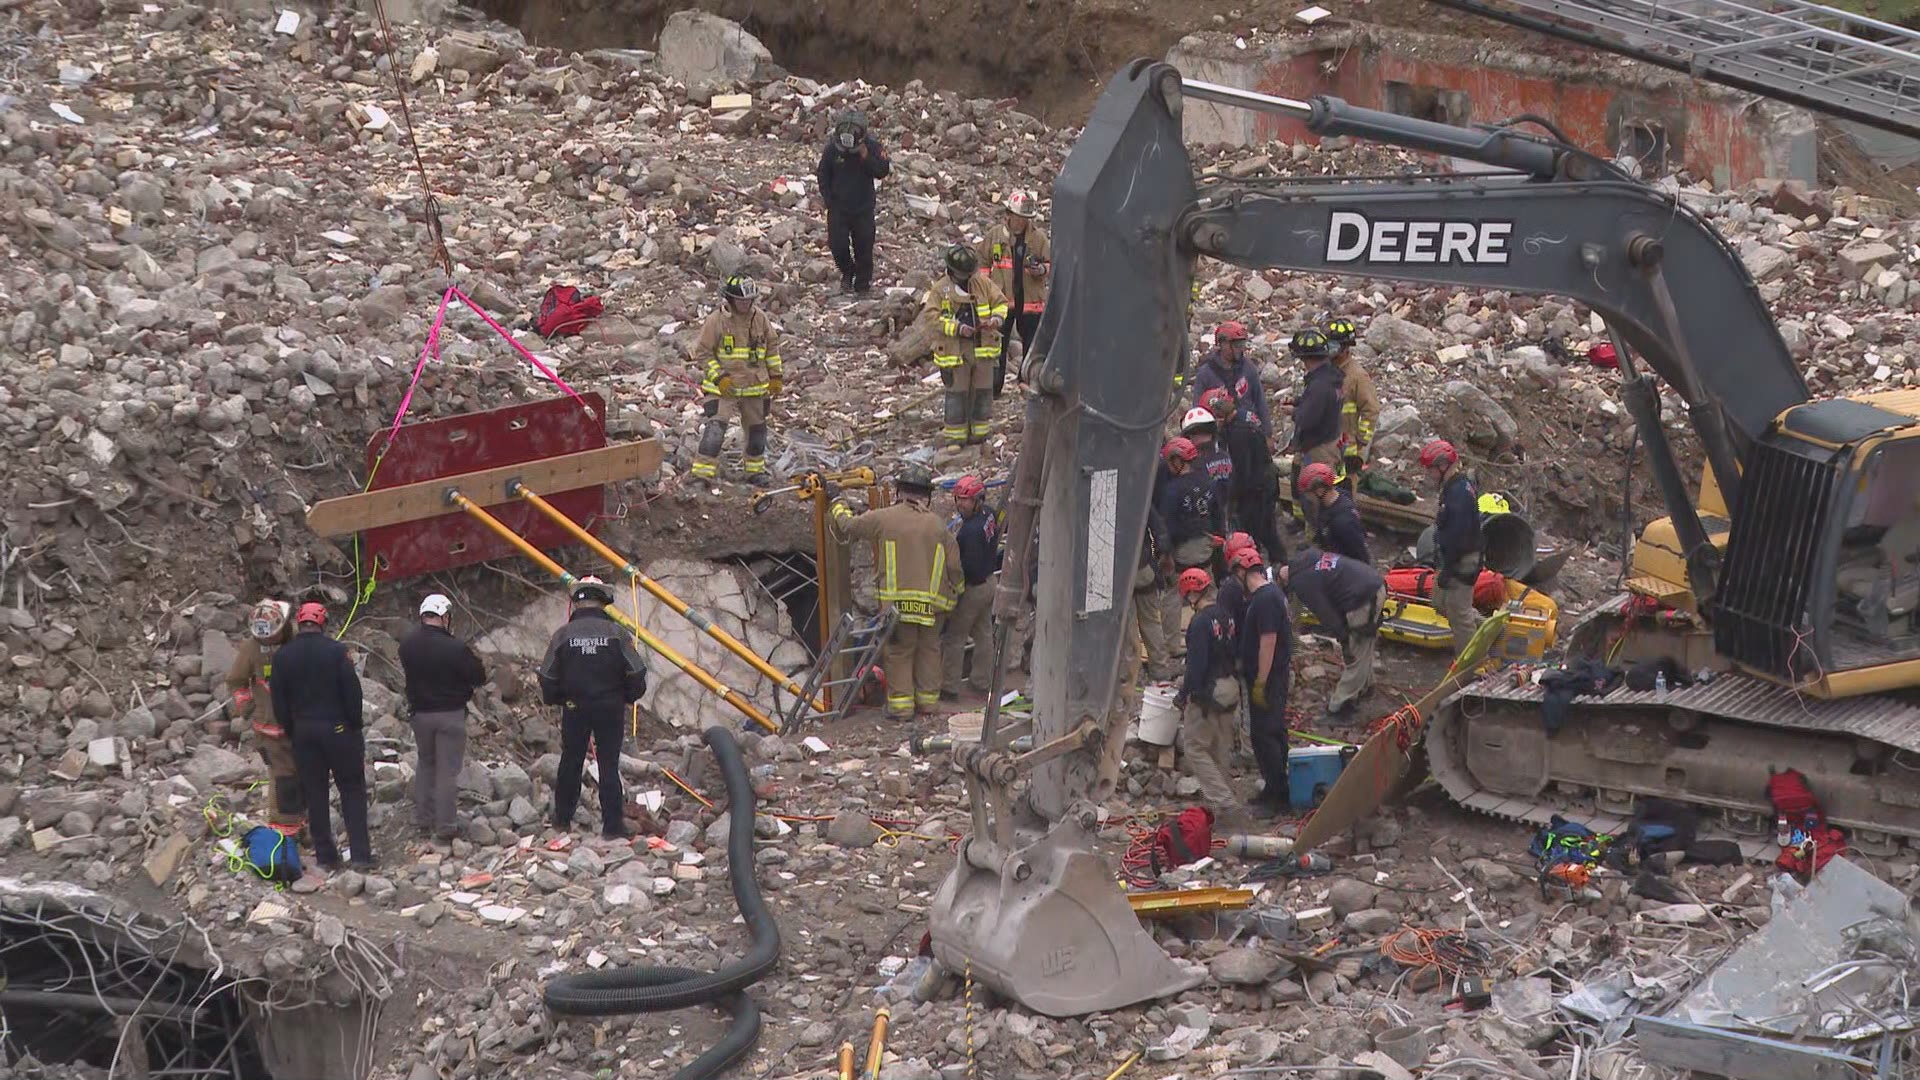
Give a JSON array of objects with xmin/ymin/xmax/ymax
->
[
  {"xmin": 1092, "ymin": 599, "xmax": 1140, "ymax": 807},
  {"xmin": 254, "ymin": 728, "xmax": 306, "ymax": 832},
  {"xmin": 1437, "ymin": 554, "xmax": 1484, "ymax": 660},
  {"xmin": 940, "ymin": 360, "xmax": 995, "ymax": 447},
  {"xmin": 942, "ymin": 581, "xmax": 995, "ymax": 693},
  {"xmin": 883, "ymin": 618, "xmax": 944, "ymax": 717},
  {"xmin": 693, "ymin": 395, "xmax": 770, "ymax": 478},
  {"xmin": 1329, "ymin": 587, "xmax": 1387, "ymax": 712},
  {"xmin": 1134, "ymin": 564, "xmax": 1175, "ymax": 675},
  {"xmin": 1179, "ymin": 680, "xmax": 1240, "ymax": 811}
]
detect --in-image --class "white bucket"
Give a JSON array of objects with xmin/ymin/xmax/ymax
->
[
  {"xmin": 1138, "ymin": 684, "xmax": 1180, "ymax": 746},
  {"xmin": 948, "ymin": 711, "xmax": 984, "ymax": 742}
]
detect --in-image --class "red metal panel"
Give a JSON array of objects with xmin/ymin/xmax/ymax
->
[{"xmin": 362, "ymin": 394, "xmax": 607, "ymax": 580}]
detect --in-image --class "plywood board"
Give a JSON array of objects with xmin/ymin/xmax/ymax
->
[{"xmin": 306, "ymin": 440, "xmax": 661, "ymax": 539}]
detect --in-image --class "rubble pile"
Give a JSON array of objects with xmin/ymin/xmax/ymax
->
[{"xmin": 4, "ymin": 2, "xmax": 1920, "ymax": 1079}]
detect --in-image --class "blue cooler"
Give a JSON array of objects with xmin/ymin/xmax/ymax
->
[{"xmin": 1289, "ymin": 744, "xmax": 1357, "ymax": 810}]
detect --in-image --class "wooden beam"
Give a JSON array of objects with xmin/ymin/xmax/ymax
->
[{"xmin": 305, "ymin": 440, "xmax": 662, "ymax": 539}]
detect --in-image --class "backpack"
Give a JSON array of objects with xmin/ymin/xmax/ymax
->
[
  {"xmin": 535, "ymin": 284, "xmax": 605, "ymax": 339},
  {"xmin": 241, "ymin": 825, "xmax": 303, "ymax": 884},
  {"xmin": 1151, "ymin": 807, "xmax": 1215, "ymax": 873},
  {"xmin": 1766, "ymin": 768, "xmax": 1845, "ymax": 877}
]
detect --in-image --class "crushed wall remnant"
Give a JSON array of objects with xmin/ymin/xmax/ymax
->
[{"xmin": 1168, "ymin": 26, "xmax": 1818, "ymax": 186}]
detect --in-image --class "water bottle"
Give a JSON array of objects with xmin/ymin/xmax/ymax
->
[
  {"xmin": 1222, "ymin": 834, "xmax": 1295, "ymax": 860},
  {"xmin": 1654, "ymin": 670, "xmax": 1668, "ymax": 703}
]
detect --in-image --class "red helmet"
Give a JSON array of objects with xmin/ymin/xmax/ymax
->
[
  {"xmin": 1298, "ymin": 462, "xmax": 1338, "ymax": 494},
  {"xmin": 294, "ymin": 601, "xmax": 328, "ymax": 627},
  {"xmin": 1177, "ymin": 567, "xmax": 1214, "ymax": 598},
  {"xmin": 1199, "ymin": 387, "xmax": 1235, "ymax": 419},
  {"xmin": 1216, "ymin": 321, "xmax": 1249, "ymax": 342},
  {"xmin": 1223, "ymin": 532, "xmax": 1256, "ymax": 560},
  {"xmin": 1587, "ymin": 342, "xmax": 1619, "ymax": 369},
  {"xmin": 1419, "ymin": 438, "xmax": 1459, "ymax": 471},
  {"xmin": 1229, "ymin": 547, "xmax": 1266, "ymax": 572},
  {"xmin": 952, "ymin": 475, "xmax": 986, "ymax": 499},
  {"xmin": 1162, "ymin": 437, "xmax": 1199, "ymax": 463}
]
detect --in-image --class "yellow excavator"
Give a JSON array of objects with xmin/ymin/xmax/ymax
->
[{"xmin": 926, "ymin": 59, "xmax": 1920, "ymax": 1017}]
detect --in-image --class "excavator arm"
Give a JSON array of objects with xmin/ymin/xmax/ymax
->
[{"xmin": 932, "ymin": 59, "xmax": 1813, "ymax": 1018}]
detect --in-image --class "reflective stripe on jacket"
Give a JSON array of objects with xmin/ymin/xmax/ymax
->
[
  {"xmin": 831, "ymin": 500, "xmax": 965, "ymax": 626},
  {"xmin": 694, "ymin": 307, "xmax": 783, "ymax": 397},
  {"xmin": 977, "ymin": 224, "xmax": 1051, "ymax": 314},
  {"xmin": 920, "ymin": 273, "xmax": 1009, "ymax": 369}
]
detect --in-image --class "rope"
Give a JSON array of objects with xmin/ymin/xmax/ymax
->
[
  {"xmin": 1380, "ymin": 927, "xmax": 1492, "ymax": 977},
  {"xmin": 369, "ymin": 0, "xmax": 452, "ymax": 277},
  {"xmin": 963, "ymin": 958, "xmax": 977, "ymax": 1080},
  {"xmin": 1365, "ymin": 703, "xmax": 1424, "ymax": 753}
]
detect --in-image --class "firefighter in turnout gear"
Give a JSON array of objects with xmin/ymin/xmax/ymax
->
[
  {"xmin": 1325, "ymin": 317, "xmax": 1380, "ymax": 497},
  {"xmin": 919, "ymin": 244, "xmax": 1009, "ymax": 448},
  {"xmin": 227, "ymin": 598, "xmax": 307, "ymax": 837},
  {"xmin": 831, "ymin": 461, "xmax": 966, "ymax": 718},
  {"xmin": 692, "ymin": 275, "xmax": 783, "ymax": 485},
  {"xmin": 1287, "ymin": 327, "xmax": 1345, "ymax": 524},
  {"xmin": 976, "ymin": 192, "xmax": 1051, "ymax": 395}
]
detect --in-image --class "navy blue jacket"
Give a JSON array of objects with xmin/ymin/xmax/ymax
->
[
  {"xmin": 1291, "ymin": 361, "xmax": 1344, "ymax": 453},
  {"xmin": 1435, "ymin": 473, "xmax": 1484, "ymax": 573},
  {"xmin": 1314, "ymin": 492, "xmax": 1371, "ymax": 564},
  {"xmin": 269, "ymin": 627, "xmax": 363, "ymax": 737},
  {"xmin": 1286, "ymin": 549, "xmax": 1385, "ymax": 638},
  {"xmin": 539, "ymin": 608, "xmax": 648, "ymax": 712},
  {"xmin": 816, "ymin": 137, "xmax": 891, "ymax": 215},
  {"xmin": 1180, "ymin": 602, "xmax": 1239, "ymax": 701},
  {"xmin": 953, "ymin": 508, "xmax": 1002, "ymax": 587},
  {"xmin": 1198, "ymin": 437, "xmax": 1234, "ymax": 505},
  {"xmin": 1192, "ymin": 350, "xmax": 1270, "ymax": 432},
  {"xmin": 1157, "ymin": 467, "xmax": 1225, "ymax": 546}
]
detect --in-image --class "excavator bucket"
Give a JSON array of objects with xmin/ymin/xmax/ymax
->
[
  {"xmin": 930, "ymin": 818, "xmax": 1206, "ymax": 1018},
  {"xmin": 1295, "ymin": 611, "xmax": 1511, "ymax": 852}
]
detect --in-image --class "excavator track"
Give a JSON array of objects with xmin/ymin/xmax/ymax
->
[{"xmin": 1431, "ymin": 664, "xmax": 1920, "ymax": 858}]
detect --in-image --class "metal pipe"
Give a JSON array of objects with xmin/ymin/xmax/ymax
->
[
  {"xmin": 837, "ymin": 1041, "xmax": 856, "ymax": 1080},
  {"xmin": 1104, "ymin": 1051, "xmax": 1143, "ymax": 1080},
  {"xmin": 511, "ymin": 482, "xmax": 826, "ymax": 713},
  {"xmin": 811, "ymin": 484, "xmax": 836, "ymax": 710},
  {"xmin": 863, "ymin": 1006, "xmax": 890, "ymax": 1080},
  {"xmin": 447, "ymin": 490, "xmax": 778, "ymax": 732},
  {"xmin": 0, "ymin": 988, "xmax": 205, "ymax": 1023}
]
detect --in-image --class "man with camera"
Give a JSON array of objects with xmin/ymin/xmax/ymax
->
[{"xmin": 816, "ymin": 109, "xmax": 892, "ymax": 294}]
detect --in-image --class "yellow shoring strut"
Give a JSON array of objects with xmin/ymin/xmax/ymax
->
[
  {"xmin": 509, "ymin": 480, "xmax": 826, "ymax": 713},
  {"xmin": 446, "ymin": 490, "xmax": 778, "ymax": 732}
]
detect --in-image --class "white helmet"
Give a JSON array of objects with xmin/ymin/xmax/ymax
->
[
  {"xmin": 572, "ymin": 576, "xmax": 616, "ymax": 604},
  {"xmin": 1180, "ymin": 407, "xmax": 1218, "ymax": 434},
  {"xmin": 1005, "ymin": 191, "xmax": 1035, "ymax": 218},
  {"xmin": 419, "ymin": 594, "xmax": 453, "ymax": 618},
  {"xmin": 249, "ymin": 599, "xmax": 291, "ymax": 642}
]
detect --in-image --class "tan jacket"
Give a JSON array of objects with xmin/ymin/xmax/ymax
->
[
  {"xmin": 226, "ymin": 636, "xmax": 284, "ymax": 736},
  {"xmin": 918, "ymin": 272, "xmax": 1009, "ymax": 369},
  {"xmin": 832, "ymin": 499, "xmax": 965, "ymax": 627},
  {"xmin": 1338, "ymin": 353, "xmax": 1381, "ymax": 457},
  {"xmin": 694, "ymin": 306, "xmax": 783, "ymax": 397},
  {"xmin": 976, "ymin": 223, "xmax": 1051, "ymax": 314}
]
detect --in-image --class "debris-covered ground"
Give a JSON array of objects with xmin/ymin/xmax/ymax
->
[{"xmin": 6, "ymin": 2, "xmax": 1920, "ymax": 1079}]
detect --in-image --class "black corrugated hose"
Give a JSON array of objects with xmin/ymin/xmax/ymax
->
[{"xmin": 543, "ymin": 727, "xmax": 781, "ymax": 1080}]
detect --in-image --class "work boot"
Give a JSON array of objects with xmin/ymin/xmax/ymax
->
[
  {"xmin": 841, "ymin": 273, "xmax": 855, "ymax": 293},
  {"xmin": 349, "ymin": 854, "xmax": 379, "ymax": 871},
  {"xmin": 747, "ymin": 472, "xmax": 774, "ymax": 488},
  {"xmin": 602, "ymin": 826, "xmax": 631, "ymax": 842},
  {"xmin": 1322, "ymin": 702, "xmax": 1357, "ymax": 727},
  {"xmin": 939, "ymin": 690, "xmax": 961, "ymax": 703}
]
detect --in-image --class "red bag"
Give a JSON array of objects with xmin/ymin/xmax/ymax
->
[
  {"xmin": 535, "ymin": 284, "xmax": 604, "ymax": 339},
  {"xmin": 1766, "ymin": 768, "xmax": 1820, "ymax": 818},
  {"xmin": 1767, "ymin": 768, "xmax": 1845, "ymax": 877},
  {"xmin": 1152, "ymin": 807, "xmax": 1215, "ymax": 872},
  {"xmin": 1383, "ymin": 567, "xmax": 1509, "ymax": 611}
]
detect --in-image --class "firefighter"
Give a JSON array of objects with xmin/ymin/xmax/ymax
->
[
  {"xmin": 941, "ymin": 475, "xmax": 1001, "ymax": 700},
  {"xmin": 976, "ymin": 191, "xmax": 1050, "ymax": 394},
  {"xmin": 227, "ymin": 599, "xmax": 306, "ymax": 838},
  {"xmin": 539, "ymin": 576, "xmax": 649, "ymax": 839},
  {"xmin": 1423, "ymin": 438, "xmax": 1485, "ymax": 658},
  {"xmin": 831, "ymin": 461, "xmax": 965, "ymax": 719},
  {"xmin": 269, "ymin": 602, "xmax": 373, "ymax": 870},
  {"xmin": 1204, "ymin": 386, "xmax": 1284, "ymax": 565},
  {"xmin": 1280, "ymin": 547, "xmax": 1386, "ymax": 724},
  {"xmin": 1192, "ymin": 321, "xmax": 1270, "ymax": 436},
  {"xmin": 1287, "ymin": 328, "xmax": 1344, "ymax": 523},
  {"xmin": 1233, "ymin": 547, "xmax": 1294, "ymax": 818},
  {"xmin": 918, "ymin": 245, "xmax": 1009, "ymax": 450},
  {"xmin": 1182, "ymin": 406, "xmax": 1233, "ymax": 514},
  {"xmin": 1152, "ymin": 436, "xmax": 1224, "ymax": 679},
  {"xmin": 1297, "ymin": 462, "xmax": 1370, "ymax": 564},
  {"xmin": 1172, "ymin": 568, "xmax": 1240, "ymax": 818},
  {"xmin": 1325, "ymin": 317, "xmax": 1380, "ymax": 497},
  {"xmin": 691, "ymin": 275, "xmax": 783, "ymax": 486}
]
